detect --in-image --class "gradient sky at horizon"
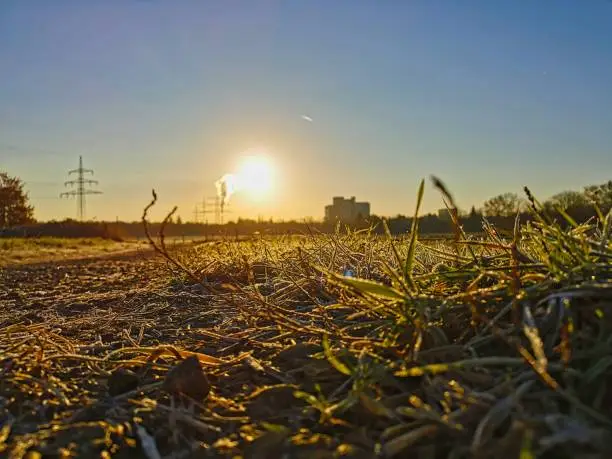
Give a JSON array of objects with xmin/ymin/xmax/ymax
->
[{"xmin": 1, "ymin": 0, "xmax": 611, "ymax": 222}]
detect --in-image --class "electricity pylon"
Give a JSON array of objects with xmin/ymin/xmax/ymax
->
[
  {"xmin": 60, "ymin": 156, "xmax": 102, "ymax": 221},
  {"xmin": 194, "ymin": 196, "xmax": 230, "ymax": 224}
]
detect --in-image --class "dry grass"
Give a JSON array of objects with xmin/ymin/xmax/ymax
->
[
  {"xmin": 0, "ymin": 237, "xmax": 147, "ymax": 267},
  {"xmin": 0, "ymin": 182, "xmax": 611, "ymax": 458}
]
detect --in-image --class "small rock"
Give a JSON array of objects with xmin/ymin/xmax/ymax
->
[
  {"xmin": 163, "ymin": 355, "xmax": 210, "ymax": 401},
  {"xmin": 70, "ymin": 302, "xmax": 91, "ymax": 311},
  {"xmin": 108, "ymin": 368, "xmax": 139, "ymax": 396},
  {"xmin": 246, "ymin": 384, "xmax": 304, "ymax": 421},
  {"xmin": 274, "ymin": 343, "xmax": 322, "ymax": 364}
]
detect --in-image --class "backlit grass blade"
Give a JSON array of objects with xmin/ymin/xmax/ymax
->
[
  {"xmin": 382, "ymin": 218, "xmax": 405, "ymax": 273},
  {"xmin": 519, "ymin": 428, "xmax": 535, "ymax": 459},
  {"xmin": 555, "ymin": 206, "xmax": 578, "ymax": 228},
  {"xmin": 322, "ymin": 334, "xmax": 352, "ymax": 376},
  {"xmin": 601, "ymin": 209, "xmax": 611, "ymax": 251},
  {"xmin": 404, "ymin": 179, "xmax": 425, "ymax": 292},
  {"xmin": 336, "ymin": 275, "xmax": 406, "ymax": 301},
  {"xmin": 312, "ymin": 263, "xmax": 406, "ymax": 301},
  {"xmin": 522, "ymin": 304, "xmax": 548, "ymax": 374}
]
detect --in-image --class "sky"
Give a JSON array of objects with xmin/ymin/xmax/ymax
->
[{"xmin": 1, "ymin": 0, "xmax": 611, "ymax": 222}]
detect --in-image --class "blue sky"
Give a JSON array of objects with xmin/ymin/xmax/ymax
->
[{"xmin": 1, "ymin": 0, "xmax": 611, "ymax": 221}]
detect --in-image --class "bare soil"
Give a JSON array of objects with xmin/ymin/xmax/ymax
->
[{"xmin": 0, "ymin": 248, "xmax": 344, "ymax": 458}]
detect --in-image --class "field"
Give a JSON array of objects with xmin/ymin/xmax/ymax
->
[
  {"xmin": 0, "ymin": 238, "xmax": 149, "ymax": 267},
  {"xmin": 1, "ymin": 200, "xmax": 611, "ymax": 458}
]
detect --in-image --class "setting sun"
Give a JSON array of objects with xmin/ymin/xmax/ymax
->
[
  {"xmin": 235, "ymin": 153, "xmax": 275, "ymax": 199},
  {"xmin": 215, "ymin": 150, "xmax": 276, "ymax": 206}
]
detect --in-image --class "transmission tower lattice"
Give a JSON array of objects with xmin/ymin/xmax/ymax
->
[
  {"xmin": 193, "ymin": 196, "xmax": 231, "ymax": 224},
  {"xmin": 60, "ymin": 156, "xmax": 102, "ymax": 221}
]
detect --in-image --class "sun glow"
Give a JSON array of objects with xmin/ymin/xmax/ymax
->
[
  {"xmin": 236, "ymin": 154, "xmax": 274, "ymax": 199},
  {"xmin": 215, "ymin": 149, "xmax": 275, "ymax": 206}
]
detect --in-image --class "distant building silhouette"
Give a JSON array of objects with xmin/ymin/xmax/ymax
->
[{"xmin": 325, "ymin": 196, "xmax": 370, "ymax": 223}]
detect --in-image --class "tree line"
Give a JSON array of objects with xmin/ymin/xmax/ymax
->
[
  {"xmin": 1, "ymin": 169, "xmax": 610, "ymax": 238},
  {"xmin": 0, "ymin": 172, "xmax": 34, "ymax": 228}
]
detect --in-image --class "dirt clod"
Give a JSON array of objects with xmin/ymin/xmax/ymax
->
[
  {"xmin": 162, "ymin": 355, "xmax": 211, "ymax": 401},
  {"xmin": 246, "ymin": 384, "xmax": 303, "ymax": 421},
  {"xmin": 107, "ymin": 367, "xmax": 140, "ymax": 396}
]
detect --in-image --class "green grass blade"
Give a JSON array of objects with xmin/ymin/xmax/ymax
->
[
  {"xmin": 404, "ymin": 179, "xmax": 425, "ymax": 291},
  {"xmin": 555, "ymin": 206, "xmax": 578, "ymax": 228},
  {"xmin": 383, "ymin": 218, "xmax": 405, "ymax": 271},
  {"xmin": 322, "ymin": 334, "xmax": 352, "ymax": 376},
  {"xmin": 338, "ymin": 276, "xmax": 406, "ymax": 301},
  {"xmin": 519, "ymin": 428, "xmax": 535, "ymax": 459},
  {"xmin": 312, "ymin": 263, "xmax": 406, "ymax": 301}
]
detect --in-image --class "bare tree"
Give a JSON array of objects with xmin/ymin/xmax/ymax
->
[
  {"xmin": 0, "ymin": 171, "xmax": 35, "ymax": 228},
  {"xmin": 584, "ymin": 181, "xmax": 612, "ymax": 210},
  {"xmin": 483, "ymin": 193, "xmax": 523, "ymax": 217},
  {"xmin": 545, "ymin": 190, "xmax": 589, "ymax": 210}
]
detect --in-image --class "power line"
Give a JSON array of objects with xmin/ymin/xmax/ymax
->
[
  {"xmin": 60, "ymin": 156, "xmax": 102, "ymax": 221},
  {"xmin": 193, "ymin": 197, "xmax": 209, "ymax": 224},
  {"xmin": 193, "ymin": 196, "xmax": 231, "ymax": 224},
  {"xmin": 193, "ymin": 196, "xmax": 215, "ymax": 224},
  {"xmin": 193, "ymin": 205, "xmax": 203, "ymax": 224}
]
